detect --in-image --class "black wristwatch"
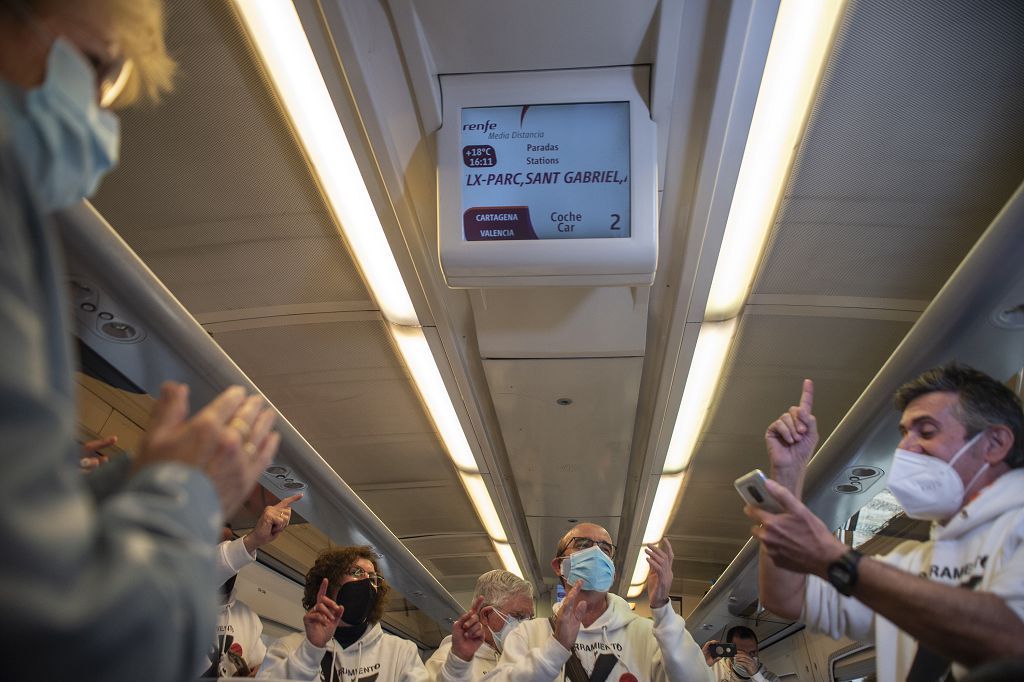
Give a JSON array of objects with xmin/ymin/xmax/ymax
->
[{"xmin": 826, "ymin": 549, "xmax": 863, "ymax": 596}]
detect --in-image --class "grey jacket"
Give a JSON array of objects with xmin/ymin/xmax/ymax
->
[{"xmin": 0, "ymin": 101, "xmax": 222, "ymax": 679}]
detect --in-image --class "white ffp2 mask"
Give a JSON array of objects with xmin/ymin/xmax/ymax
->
[{"xmin": 887, "ymin": 431, "xmax": 987, "ymax": 521}]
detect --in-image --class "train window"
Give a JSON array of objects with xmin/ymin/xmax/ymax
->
[
  {"xmin": 848, "ymin": 489, "xmax": 905, "ymax": 549},
  {"xmin": 830, "ymin": 644, "xmax": 875, "ymax": 682}
]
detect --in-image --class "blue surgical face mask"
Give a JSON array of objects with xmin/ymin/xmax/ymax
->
[
  {"xmin": 6, "ymin": 37, "xmax": 120, "ymax": 210},
  {"xmin": 560, "ymin": 545, "xmax": 615, "ymax": 592}
]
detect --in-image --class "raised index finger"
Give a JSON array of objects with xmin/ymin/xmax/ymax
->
[
  {"xmin": 798, "ymin": 379, "xmax": 814, "ymax": 416},
  {"xmin": 316, "ymin": 577, "xmax": 329, "ymax": 602},
  {"xmin": 275, "ymin": 493, "xmax": 304, "ymax": 509}
]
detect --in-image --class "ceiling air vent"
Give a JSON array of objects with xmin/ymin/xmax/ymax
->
[
  {"xmin": 262, "ymin": 465, "xmax": 307, "ymax": 494},
  {"xmin": 993, "ymin": 302, "xmax": 1024, "ymax": 330},
  {"xmin": 833, "ymin": 465, "xmax": 884, "ymax": 494}
]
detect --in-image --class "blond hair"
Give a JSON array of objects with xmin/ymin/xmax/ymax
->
[
  {"xmin": 104, "ymin": 0, "xmax": 176, "ymax": 105},
  {"xmin": 2, "ymin": 0, "xmax": 176, "ymax": 104}
]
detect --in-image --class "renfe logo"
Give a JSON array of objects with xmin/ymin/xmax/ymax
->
[{"xmin": 462, "ymin": 120, "xmax": 497, "ymax": 132}]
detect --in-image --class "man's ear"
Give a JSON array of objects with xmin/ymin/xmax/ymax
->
[
  {"xmin": 984, "ymin": 425, "xmax": 1014, "ymax": 465},
  {"xmin": 551, "ymin": 556, "xmax": 563, "ymax": 577}
]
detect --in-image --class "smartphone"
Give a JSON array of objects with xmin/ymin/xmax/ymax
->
[
  {"xmin": 734, "ymin": 469, "xmax": 784, "ymax": 513},
  {"xmin": 707, "ymin": 642, "xmax": 737, "ymax": 658}
]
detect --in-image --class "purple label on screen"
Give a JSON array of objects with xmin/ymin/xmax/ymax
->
[
  {"xmin": 463, "ymin": 145, "xmax": 496, "ymax": 168},
  {"xmin": 464, "ymin": 207, "xmax": 538, "ymax": 240}
]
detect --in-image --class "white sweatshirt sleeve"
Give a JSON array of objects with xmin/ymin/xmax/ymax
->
[
  {"xmin": 215, "ymin": 536, "xmax": 257, "ymax": 584},
  {"xmin": 258, "ymin": 634, "xmax": 326, "ymax": 681},
  {"xmin": 985, "ymin": 530, "xmax": 1024, "ymax": 623},
  {"xmin": 427, "ymin": 637, "xmax": 479, "ymax": 682},
  {"xmin": 437, "ymin": 649, "xmax": 475, "ymax": 682},
  {"xmin": 650, "ymin": 603, "xmax": 713, "ymax": 682},
  {"xmin": 425, "ymin": 637, "xmax": 453, "ymax": 682},
  {"xmin": 486, "ymin": 621, "xmax": 570, "ymax": 682},
  {"xmin": 801, "ymin": 573, "xmax": 875, "ymax": 642}
]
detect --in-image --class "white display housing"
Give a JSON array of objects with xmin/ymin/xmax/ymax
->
[{"xmin": 438, "ymin": 67, "xmax": 657, "ymax": 287}]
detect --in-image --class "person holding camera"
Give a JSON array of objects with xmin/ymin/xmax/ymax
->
[
  {"xmin": 702, "ymin": 626, "xmax": 778, "ymax": 682},
  {"xmin": 747, "ymin": 365, "xmax": 1024, "ymax": 680}
]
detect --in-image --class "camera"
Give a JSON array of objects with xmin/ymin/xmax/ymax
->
[{"xmin": 708, "ymin": 642, "xmax": 736, "ymax": 658}]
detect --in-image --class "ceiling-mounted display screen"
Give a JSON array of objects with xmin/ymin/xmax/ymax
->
[
  {"xmin": 438, "ymin": 66, "xmax": 657, "ymax": 288},
  {"xmin": 460, "ymin": 102, "xmax": 631, "ymax": 241}
]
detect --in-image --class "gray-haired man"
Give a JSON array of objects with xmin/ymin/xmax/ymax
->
[{"xmin": 427, "ymin": 569, "xmax": 536, "ymax": 682}]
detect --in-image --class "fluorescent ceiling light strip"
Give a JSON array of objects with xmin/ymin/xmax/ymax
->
[
  {"xmin": 662, "ymin": 320, "xmax": 738, "ymax": 472},
  {"xmin": 391, "ymin": 326, "xmax": 478, "ymax": 472},
  {"xmin": 704, "ymin": 0, "xmax": 845, "ymax": 320},
  {"xmin": 624, "ymin": 473, "xmax": 682, "ymax": 596},
  {"xmin": 642, "ymin": 474, "xmax": 684, "ymax": 544},
  {"xmin": 493, "ymin": 541, "xmax": 524, "ymax": 579},
  {"xmin": 629, "ymin": 553, "xmax": 650, "ymax": 588},
  {"xmin": 233, "ymin": 0, "xmax": 418, "ymax": 326},
  {"xmin": 459, "ymin": 472, "xmax": 509, "ymax": 543},
  {"xmin": 235, "ymin": 0, "xmax": 521, "ymax": 578}
]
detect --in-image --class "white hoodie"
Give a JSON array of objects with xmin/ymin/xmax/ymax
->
[
  {"xmin": 215, "ymin": 536, "xmax": 257, "ymax": 584},
  {"xmin": 258, "ymin": 623, "xmax": 429, "ymax": 682},
  {"xmin": 483, "ymin": 592, "xmax": 711, "ymax": 682},
  {"xmin": 803, "ymin": 468, "xmax": 1024, "ymax": 682},
  {"xmin": 425, "ymin": 635, "xmax": 499, "ymax": 682},
  {"xmin": 201, "ymin": 588, "xmax": 267, "ymax": 677}
]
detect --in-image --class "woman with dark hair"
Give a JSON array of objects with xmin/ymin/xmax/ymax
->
[{"xmin": 259, "ymin": 546, "xmax": 429, "ymax": 682}]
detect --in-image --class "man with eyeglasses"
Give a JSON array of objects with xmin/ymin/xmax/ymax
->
[
  {"xmin": 485, "ymin": 522, "xmax": 710, "ymax": 682},
  {"xmin": 0, "ymin": 1, "xmax": 280, "ymax": 679},
  {"xmin": 259, "ymin": 545, "xmax": 429, "ymax": 682},
  {"xmin": 426, "ymin": 569, "xmax": 535, "ymax": 682}
]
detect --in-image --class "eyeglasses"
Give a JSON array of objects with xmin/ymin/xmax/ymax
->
[
  {"xmin": 18, "ymin": 7, "xmax": 135, "ymax": 110},
  {"xmin": 343, "ymin": 565, "xmax": 382, "ymax": 588},
  {"xmin": 559, "ymin": 536, "xmax": 616, "ymax": 558},
  {"xmin": 96, "ymin": 57, "xmax": 133, "ymax": 109},
  {"xmin": 490, "ymin": 605, "xmax": 534, "ymax": 622}
]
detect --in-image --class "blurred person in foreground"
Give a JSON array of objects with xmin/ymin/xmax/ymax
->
[{"xmin": 0, "ymin": 0, "xmax": 280, "ymax": 678}]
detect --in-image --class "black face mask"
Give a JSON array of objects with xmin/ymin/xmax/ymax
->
[
  {"xmin": 336, "ymin": 579, "xmax": 376, "ymax": 626},
  {"xmin": 220, "ymin": 575, "xmax": 237, "ymax": 601}
]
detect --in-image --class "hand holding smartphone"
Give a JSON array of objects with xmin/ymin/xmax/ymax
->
[
  {"xmin": 734, "ymin": 469, "xmax": 784, "ymax": 514},
  {"xmin": 703, "ymin": 640, "xmax": 737, "ymax": 660}
]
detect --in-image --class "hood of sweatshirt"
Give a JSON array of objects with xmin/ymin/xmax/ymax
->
[
  {"xmin": 553, "ymin": 592, "xmax": 639, "ymax": 636},
  {"xmin": 935, "ymin": 468, "xmax": 1024, "ymax": 540}
]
